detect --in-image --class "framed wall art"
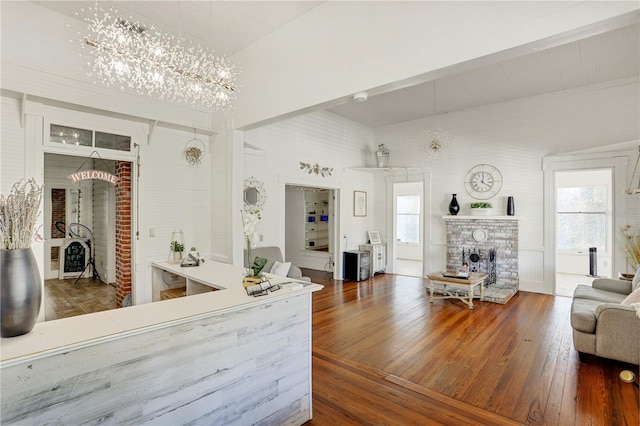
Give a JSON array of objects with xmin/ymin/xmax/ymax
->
[
  {"xmin": 367, "ymin": 231, "xmax": 382, "ymax": 244},
  {"xmin": 353, "ymin": 191, "xmax": 367, "ymax": 217}
]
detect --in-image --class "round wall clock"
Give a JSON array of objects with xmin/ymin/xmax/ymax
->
[{"xmin": 464, "ymin": 164, "xmax": 502, "ymax": 200}]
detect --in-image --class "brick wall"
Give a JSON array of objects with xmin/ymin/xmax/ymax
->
[
  {"xmin": 444, "ymin": 217, "xmax": 519, "ymax": 303},
  {"xmin": 115, "ymin": 161, "xmax": 132, "ymax": 307}
]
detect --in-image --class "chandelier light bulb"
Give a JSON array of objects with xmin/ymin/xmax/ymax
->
[{"xmin": 81, "ymin": 4, "xmax": 238, "ymax": 110}]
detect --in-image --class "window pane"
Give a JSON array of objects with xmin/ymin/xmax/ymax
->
[
  {"xmin": 557, "ymin": 213, "xmax": 605, "ymax": 251},
  {"xmin": 557, "ymin": 186, "xmax": 606, "ymax": 212},
  {"xmin": 95, "ymin": 131, "xmax": 131, "ymax": 152},
  {"xmin": 50, "ymin": 124, "xmax": 92, "ymax": 147},
  {"xmin": 396, "ymin": 214, "xmax": 419, "ymax": 243},
  {"xmin": 397, "ymin": 195, "xmax": 420, "ymax": 214}
]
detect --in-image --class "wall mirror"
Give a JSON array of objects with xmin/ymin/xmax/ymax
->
[{"xmin": 244, "ymin": 176, "xmax": 267, "ymax": 209}]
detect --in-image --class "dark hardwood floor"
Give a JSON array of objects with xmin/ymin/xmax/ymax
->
[
  {"xmin": 305, "ymin": 271, "xmax": 639, "ymax": 425},
  {"xmin": 44, "ymin": 277, "xmax": 116, "ymax": 321}
]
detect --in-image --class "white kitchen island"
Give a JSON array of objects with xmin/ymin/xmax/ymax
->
[{"xmin": 0, "ymin": 260, "xmax": 323, "ymax": 425}]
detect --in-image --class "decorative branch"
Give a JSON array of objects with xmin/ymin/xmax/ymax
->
[
  {"xmin": 0, "ymin": 179, "xmax": 44, "ymax": 250},
  {"xmin": 621, "ymin": 225, "xmax": 640, "ymax": 268},
  {"xmin": 300, "ymin": 162, "xmax": 333, "ymax": 177}
]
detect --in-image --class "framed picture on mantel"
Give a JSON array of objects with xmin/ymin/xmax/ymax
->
[{"xmin": 354, "ymin": 190, "xmax": 367, "ymax": 217}]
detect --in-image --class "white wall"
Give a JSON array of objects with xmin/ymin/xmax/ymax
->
[
  {"xmin": 144, "ymin": 126, "xmax": 213, "ymax": 262},
  {"xmin": 1, "ymin": 95, "xmax": 216, "ymax": 309},
  {"xmin": 243, "ymin": 110, "xmax": 375, "ymax": 276},
  {"xmin": 373, "ymin": 99, "xmax": 639, "ymax": 294},
  {"xmin": 285, "ymin": 187, "xmax": 305, "ymax": 263}
]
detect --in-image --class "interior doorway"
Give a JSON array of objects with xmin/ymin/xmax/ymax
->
[
  {"xmin": 285, "ymin": 185, "xmax": 336, "ymax": 276},
  {"xmin": 43, "ymin": 153, "xmax": 131, "ymax": 320},
  {"xmin": 555, "ymin": 168, "xmax": 613, "ymax": 297},
  {"xmin": 393, "ymin": 181, "xmax": 424, "ymax": 277}
]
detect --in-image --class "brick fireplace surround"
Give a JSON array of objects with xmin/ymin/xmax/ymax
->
[{"xmin": 444, "ymin": 216, "xmax": 519, "ymax": 304}]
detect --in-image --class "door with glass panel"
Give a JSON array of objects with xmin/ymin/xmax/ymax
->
[{"xmin": 393, "ymin": 181, "xmax": 423, "ymax": 277}]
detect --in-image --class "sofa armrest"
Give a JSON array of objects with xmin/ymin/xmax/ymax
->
[
  {"xmin": 592, "ymin": 278, "xmax": 631, "ymax": 295},
  {"xmin": 288, "ymin": 265, "xmax": 302, "ymax": 278},
  {"xmin": 595, "ymin": 303, "xmax": 637, "ymax": 318},
  {"xmin": 593, "ymin": 303, "xmax": 640, "ymax": 364}
]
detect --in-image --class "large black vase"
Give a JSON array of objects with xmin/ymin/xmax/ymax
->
[
  {"xmin": 448, "ymin": 194, "xmax": 460, "ymax": 215},
  {"xmin": 507, "ymin": 196, "xmax": 515, "ymax": 216},
  {"xmin": 1, "ymin": 248, "xmax": 42, "ymax": 337}
]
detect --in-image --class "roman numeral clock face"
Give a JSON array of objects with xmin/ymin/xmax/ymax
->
[{"xmin": 464, "ymin": 164, "xmax": 502, "ymax": 200}]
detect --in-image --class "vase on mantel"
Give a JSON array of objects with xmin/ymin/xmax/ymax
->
[
  {"xmin": 507, "ymin": 196, "xmax": 515, "ymax": 216},
  {"xmin": 448, "ymin": 194, "xmax": 460, "ymax": 215}
]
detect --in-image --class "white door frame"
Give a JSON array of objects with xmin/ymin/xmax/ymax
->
[
  {"xmin": 385, "ymin": 170, "xmax": 431, "ymax": 277},
  {"xmin": 392, "ymin": 181, "xmax": 424, "ymax": 276},
  {"xmin": 29, "ymin": 101, "xmax": 148, "ymax": 309},
  {"xmin": 278, "ymin": 176, "xmax": 342, "ymax": 279},
  {"xmin": 542, "ymin": 152, "xmax": 628, "ymax": 294}
]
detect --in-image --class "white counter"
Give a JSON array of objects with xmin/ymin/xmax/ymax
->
[
  {"xmin": 0, "ymin": 261, "xmax": 323, "ymax": 425},
  {"xmin": 1, "ymin": 260, "xmax": 321, "ymax": 363}
]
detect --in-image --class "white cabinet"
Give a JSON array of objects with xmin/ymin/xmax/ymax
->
[{"xmin": 359, "ymin": 243, "xmax": 386, "ymax": 275}]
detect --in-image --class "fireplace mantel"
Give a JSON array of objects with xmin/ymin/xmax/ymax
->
[{"xmin": 443, "ymin": 215, "xmax": 519, "ymax": 220}]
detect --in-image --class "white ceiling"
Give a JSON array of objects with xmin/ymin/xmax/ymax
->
[
  {"xmin": 33, "ymin": 1, "xmax": 325, "ymax": 57},
  {"xmin": 33, "ymin": 1, "xmax": 639, "ymax": 130},
  {"xmin": 326, "ymin": 22, "xmax": 640, "ymax": 128}
]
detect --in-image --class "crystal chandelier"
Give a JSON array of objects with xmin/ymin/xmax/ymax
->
[
  {"xmin": 81, "ymin": 4, "xmax": 237, "ymax": 110},
  {"xmin": 422, "ymin": 80, "xmax": 451, "ymax": 160}
]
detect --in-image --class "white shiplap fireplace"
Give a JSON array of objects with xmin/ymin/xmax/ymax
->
[{"xmin": 444, "ymin": 216, "xmax": 519, "ymax": 304}]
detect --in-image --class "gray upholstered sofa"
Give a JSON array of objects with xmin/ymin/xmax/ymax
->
[
  {"xmin": 570, "ymin": 272, "xmax": 640, "ymax": 365},
  {"xmin": 245, "ymin": 246, "xmax": 311, "ymax": 282}
]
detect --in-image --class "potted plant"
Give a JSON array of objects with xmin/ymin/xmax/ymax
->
[
  {"xmin": 0, "ymin": 178, "xmax": 44, "ymax": 337},
  {"xmin": 470, "ymin": 202, "xmax": 493, "ymax": 216},
  {"xmin": 170, "ymin": 240, "xmax": 184, "ymax": 261}
]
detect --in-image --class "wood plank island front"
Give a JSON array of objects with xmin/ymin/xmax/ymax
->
[{"xmin": 0, "ymin": 260, "xmax": 323, "ymax": 425}]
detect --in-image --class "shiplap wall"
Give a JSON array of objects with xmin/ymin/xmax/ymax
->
[
  {"xmin": 243, "ymin": 110, "xmax": 375, "ymax": 274},
  {"xmin": 0, "ymin": 97, "xmax": 25, "ymax": 193},
  {"xmin": 373, "ymin": 98, "xmax": 639, "ymax": 293},
  {"xmin": 144, "ymin": 126, "xmax": 213, "ymax": 262},
  {"xmin": 1, "ymin": 95, "xmax": 215, "ymax": 306}
]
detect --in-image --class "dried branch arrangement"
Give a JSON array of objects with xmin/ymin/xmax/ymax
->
[
  {"xmin": 621, "ymin": 225, "xmax": 640, "ymax": 269},
  {"xmin": 0, "ymin": 179, "xmax": 44, "ymax": 250}
]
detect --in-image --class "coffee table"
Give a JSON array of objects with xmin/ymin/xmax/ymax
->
[{"xmin": 426, "ymin": 271, "xmax": 488, "ymax": 309}]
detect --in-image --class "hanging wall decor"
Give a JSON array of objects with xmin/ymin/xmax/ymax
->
[
  {"xmin": 300, "ymin": 162, "xmax": 333, "ymax": 177},
  {"xmin": 184, "ymin": 129, "xmax": 205, "ymax": 166}
]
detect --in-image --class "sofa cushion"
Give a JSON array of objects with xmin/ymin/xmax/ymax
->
[
  {"xmin": 571, "ymin": 298, "xmax": 603, "ymax": 334},
  {"xmin": 573, "ymin": 285, "xmax": 627, "ymax": 304},
  {"xmin": 270, "ymin": 261, "xmax": 291, "ymax": 277},
  {"xmin": 621, "ymin": 287, "xmax": 640, "ymax": 305}
]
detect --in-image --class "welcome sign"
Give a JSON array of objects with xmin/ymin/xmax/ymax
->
[{"xmin": 67, "ymin": 170, "xmax": 119, "ymax": 185}]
